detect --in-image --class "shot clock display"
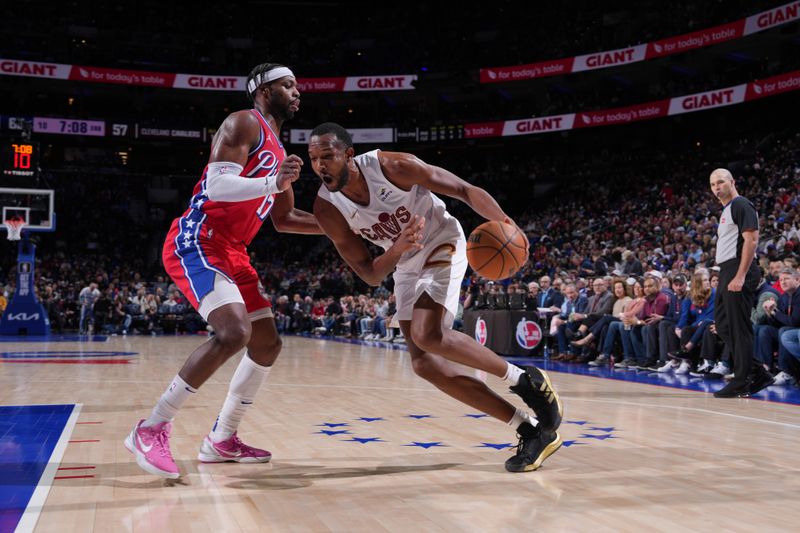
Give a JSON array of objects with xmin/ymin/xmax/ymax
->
[{"xmin": 2, "ymin": 141, "xmax": 38, "ymax": 177}]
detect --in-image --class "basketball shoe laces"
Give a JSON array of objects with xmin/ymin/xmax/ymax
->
[
  {"xmin": 513, "ymin": 434, "xmax": 525, "ymax": 457},
  {"xmin": 228, "ymin": 434, "xmax": 258, "ymax": 454},
  {"xmin": 155, "ymin": 426, "xmax": 174, "ymax": 459},
  {"xmin": 510, "ymin": 373, "xmax": 553, "ymax": 428},
  {"xmin": 512, "ymin": 428, "xmax": 535, "ymax": 459}
]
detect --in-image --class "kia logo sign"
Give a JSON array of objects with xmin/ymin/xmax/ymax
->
[
  {"xmin": 474, "ymin": 317, "xmax": 487, "ymax": 345},
  {"xmin": 7, "ymin": 312, "xmax": 40, "ymax": 321},
  {"xmin": 515, "ymin": 319, "xmax": 542, "ymax": 349}
]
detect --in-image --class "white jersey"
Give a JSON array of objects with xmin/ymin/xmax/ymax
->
[
  {"xmin": 317, "ymin": 149, "xmax": 464, "ymax": 273},
  {"xmin": 318, "ymin": 150, "xmax": 468, "ymax": 326}
]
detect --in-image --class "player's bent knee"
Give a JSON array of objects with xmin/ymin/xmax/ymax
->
[
  {"xmin": 268, "ymin": 335, "xmax": 283, "ymax": 355},
  {"xmin": 214, "ymin": 322, "xmax": 252, "ymax": 353},
  {"xmin": 410, "ymin": 325, "xmax": 443, "ymax": 353},
  {"xmin": 411, "ymin": 354, "xmax": 441, "ymax": 381},
  {"xmin": 251, "ymin": 336, "xmax": 282, "ymax": 365}
]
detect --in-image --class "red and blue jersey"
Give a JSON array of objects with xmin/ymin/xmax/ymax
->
[
  {"xmin": 162, "ymin": 109, "xmax": 284, "ymax": 310},
  {"xmin": 183, "ymin": 108, "xmax": 285, "ymax": 246}
]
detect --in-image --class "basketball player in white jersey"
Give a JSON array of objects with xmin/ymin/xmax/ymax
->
[{"xmin": 308, "ymin": 123, "xmax": 563, "ymax": 472}]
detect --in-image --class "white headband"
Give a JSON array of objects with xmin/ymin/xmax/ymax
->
[{"xmin": 247, "ymin": 67, "xmax": 295, "ymax": 94}]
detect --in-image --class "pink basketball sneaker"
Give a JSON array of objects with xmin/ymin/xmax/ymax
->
[
  {"xmin": 198, "ymin": 432, "xmax": 272, "ymax": 463},
  {"xmin": 124, "ymin": 419, "xmax": 180, "ymax": 479}
]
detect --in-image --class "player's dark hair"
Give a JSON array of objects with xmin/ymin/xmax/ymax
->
[
  {"xmin": 310, "ymin": 122, "xmax": 353, "ymax": 148},
  {"xmin": 246, "ymin": 63, "xmax": 285, "ymax": 103}
]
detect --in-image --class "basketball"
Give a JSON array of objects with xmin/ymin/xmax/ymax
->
[{"xmin": 466, "ymin": 221, "xmax": 528, "ymax": 280}]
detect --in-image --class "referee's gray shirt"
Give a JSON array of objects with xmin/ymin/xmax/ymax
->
[{"xmin": 716, "ymin": 196, "xmax": 759, "ymax": 266}]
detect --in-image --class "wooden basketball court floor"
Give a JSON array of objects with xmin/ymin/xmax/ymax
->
[{"xmin": 2, "ymin": 334, "xmax": 799, "ymax": 532}]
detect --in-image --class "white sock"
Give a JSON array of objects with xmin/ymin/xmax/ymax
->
[
  {"xmin": 502, "ymin": 363, "xmax": 525, "ymax": 385},
  {"xmin": 508, "ymin": 407, "xmax": 538, "ymax": 429},
  {"xmin": 143, "ymin": 375, "xmax": 197, "ymax": 427},
  {"xmin": 210, "ymin": 352, "xmax": 271, "ymax": 442}
]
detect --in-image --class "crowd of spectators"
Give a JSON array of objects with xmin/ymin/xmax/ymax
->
[{"xmin": 455, "ymin": 131, "xmax": 800, "ymax": 388}]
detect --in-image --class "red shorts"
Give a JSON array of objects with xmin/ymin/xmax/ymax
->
[{"xmin": 162, "ymin": 213, "xmax": 270, "ymax": 315}]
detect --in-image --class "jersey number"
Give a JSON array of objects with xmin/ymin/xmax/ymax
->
[{"xmin": 256, "ymin": 194, "xmax": 274, "ymax": 221}]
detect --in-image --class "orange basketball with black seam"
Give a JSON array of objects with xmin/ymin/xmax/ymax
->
[{"xmin": 466, "ymin": 221, "xmax": 527, "ymax": 280}]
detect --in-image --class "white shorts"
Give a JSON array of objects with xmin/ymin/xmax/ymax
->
[
  {"xmin": 393, "ymin": 233, "xmax": 467, "ymax": 328},
  {"xmin": 198, "ymin": 274, "xmax": 274, "ymax": 322}
]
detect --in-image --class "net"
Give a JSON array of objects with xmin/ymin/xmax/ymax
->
[{"xmin": 4, "ymin": 218, "xmax": 25, "ymax": 241}]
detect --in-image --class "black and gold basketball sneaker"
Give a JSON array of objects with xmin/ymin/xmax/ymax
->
[
  {"xmin": 504, "ymin": 422, "xmax": 563, "ymax": 473},
  {"xmin": 509, "ymin": 366, "xmax": 563, "ymax": 432}
]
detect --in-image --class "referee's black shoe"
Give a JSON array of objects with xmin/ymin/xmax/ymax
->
[
  {"xmin": 747, "ymin": 367, "xmax": 775, "ymax": 396},
  {"xmin": 510, "ymin": 366, "xmax": 563, "ymax": 432},
  {"xmin": 713, "ymin": 380, "xmax": 750, "ymax": 398},
  {"xmin": 715, "ymin": 367, "xmax": 775, "ymax": 397},
  {"xmin": 505, "ymin": 422, "xmax": 563, "ymax": 473}
]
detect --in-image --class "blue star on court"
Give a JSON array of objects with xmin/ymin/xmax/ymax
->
[
  {"xmin": 464, "ymin": 413, "xmax": 489, "ymax": 419},
  {"xmin": 406, "ymin": 414, "xmax": 434, "ymax": 419},
  {"xmin": 356, "ymin": 417, "xmax": 384, "ymax": 422},
  {"xmin": 404, "ymin": 442, "xmax": 446, "ymax": 449},
  {"xmin": 566, "ymin": 420, "xmax": 590, "ymax": 425},
  {"xmin": 579, "ymin": 433, "xmax": 616, "ymax": 440},
  {"xmin": 315, "ymin": 429, "xmax": 351, "ymax": 436},
  {"xmin": 344, "ymin": 437, "xmax": 384, "ymax": 444},
  {"xmin": 475, "ymin": 442, "xmax": 515, "ymax": 450},
  {"xmin": 588, "ymin": 426, "xmax": 616, "ymax": 432},
  {"xmin": 316, "ymin": 422, "xmax": 350, "ymax": 427},
  {"xmin": 562, "ymin": 440, "xmax": 585, "ymax": 447}
]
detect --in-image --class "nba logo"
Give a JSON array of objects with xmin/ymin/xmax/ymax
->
[
  {"xmin": 474, "ymin": 317, "xmax": 487, "ymax": 346},
  {"xmin": 515, "ymin": 318, "xmax": 542, "ymax": 349}
]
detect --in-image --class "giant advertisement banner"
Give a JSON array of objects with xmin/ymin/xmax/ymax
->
[
  {"xmin": 479, "ymin": 2, "xmax": 800, "ymax": 83},
  {"xmin": 0, "ymin": 57, "xmax": 416, "ymax": 93},
  {"xmin": 464, "ymin": 69, "xmax": 800, "ymax": 138},
  {"xmin": 4, "ymin": 70, "xmax": 798, "ymax": 141}
]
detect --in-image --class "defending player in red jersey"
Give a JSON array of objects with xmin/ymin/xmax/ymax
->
[{"xmin": 125, "ymin": 63, "xmax": 321, "ymax": 478}]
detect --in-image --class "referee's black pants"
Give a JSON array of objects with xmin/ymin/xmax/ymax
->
[{"xmin": 715, "ymin": 261, "xmax": 761, "ymax": 385}]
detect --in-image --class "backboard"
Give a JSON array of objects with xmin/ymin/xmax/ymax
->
[{"xmin": 0, "ymin": 188, "xmax": 56, "ymax": 234}]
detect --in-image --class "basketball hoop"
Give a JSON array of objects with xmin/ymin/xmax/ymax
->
[{"xmin": 4, "ymin": 218, "xmax": 25, "ymax": 241}]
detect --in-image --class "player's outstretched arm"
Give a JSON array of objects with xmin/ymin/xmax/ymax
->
[
  {"xmin": 380, "ymin": 151, "xmax": 529, "ymax": 254},
  {"xmin": 271, "ymin": 185, "xmax": 324, "ymax": 234},
  {"xmin": 314, "ymin": 196, "xmax": 424, "ymax": 286}
]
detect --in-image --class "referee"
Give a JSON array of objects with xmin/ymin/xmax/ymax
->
[{"xmin": 710, "ymin": 168, "xmax": 774, "ymax": 397}]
